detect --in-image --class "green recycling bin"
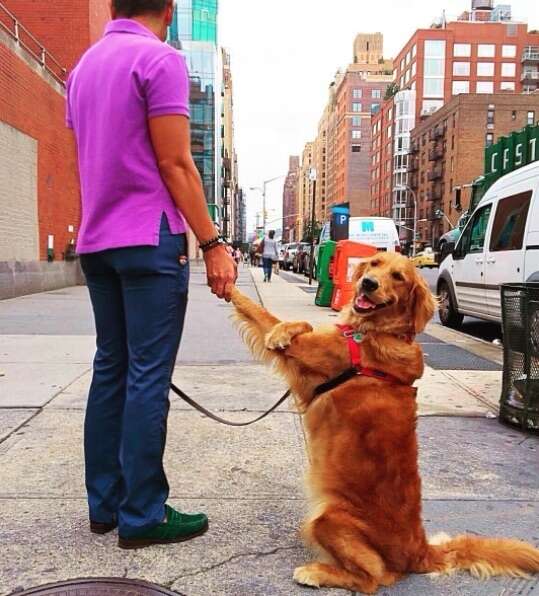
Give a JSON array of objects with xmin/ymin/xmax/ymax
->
[{"xmin": 315, "ymin": 241, "xmax": 337, "ymax": 307}]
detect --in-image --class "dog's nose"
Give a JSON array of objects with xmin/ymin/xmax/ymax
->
[{"xmin": 361, "ymin": 276, "xmax": 379, "ymax": 293}]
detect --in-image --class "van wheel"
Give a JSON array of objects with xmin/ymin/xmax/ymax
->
[{"xmin": 438, "ymin": 281, "xmax": 463, "ymax": 329}]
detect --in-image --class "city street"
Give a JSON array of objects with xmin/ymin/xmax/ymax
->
[{"xmin": 1, "ymin": 265, "xmax": 538, "ymax": 595}]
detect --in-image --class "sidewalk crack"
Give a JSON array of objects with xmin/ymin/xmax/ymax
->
[{"xmin": 166, "ymin": 544, "xmax": 301, "ymax": 587}]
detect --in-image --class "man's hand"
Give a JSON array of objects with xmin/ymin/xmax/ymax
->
[{"xmin": 204, "ymin": 246, "xmax": 237, "ymax": 301}]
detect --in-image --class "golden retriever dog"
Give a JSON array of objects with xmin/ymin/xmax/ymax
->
[{"xmin": 230, "ymin": 251, "xmax": 539, "ymax": 593}]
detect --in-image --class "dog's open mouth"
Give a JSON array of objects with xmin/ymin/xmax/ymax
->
[{"xmin": 353, "ymin": 294, "xmax": 391, "ymax": 314}]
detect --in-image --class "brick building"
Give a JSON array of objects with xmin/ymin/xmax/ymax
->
[
  {"xmin": 370, "ymin": 0, "xmax": 539, "ymax": 245},
  {"xmin": 310, "ymin": 33, "xmax": 392, "ymax": 224},
  {"xmin": 2, "ymin": 0, "xmax": 109, "ymax": 70},
  {"xmin": 409, "ymin": 93, "xmax": 539, "ymax": 248},
  {"xmin": 0, "ymin": 1, "xmax": 109, "ymax": 298},
  {"xmin": 282, "ymin": 156, "xmax": 300, "ymax": 243}
]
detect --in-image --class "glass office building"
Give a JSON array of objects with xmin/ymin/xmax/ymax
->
[{"xmin": 169, "ymin": 0, "xmax": 219, "ymax": 220}]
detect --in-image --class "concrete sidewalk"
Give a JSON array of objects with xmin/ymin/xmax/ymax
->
[{"xmin": 0, "ymin": 265, "xmax": 538, "ymax": 595}]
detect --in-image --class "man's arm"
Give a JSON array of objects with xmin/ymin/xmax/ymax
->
[{"xmin": 149, "ymin": 114, "xmax": 236, "ymax": 300}]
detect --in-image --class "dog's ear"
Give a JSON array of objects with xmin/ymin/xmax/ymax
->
[
  {"xmin": 351, "ymin": 259, "xmax": 369, "ymax": 284},
  {"xmin": 411, "ymin": 273, "xmax": 436, "ymax": 334}
]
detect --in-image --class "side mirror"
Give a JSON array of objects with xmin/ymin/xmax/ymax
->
[{"xmin": 440, "ymin": 241, "xmax": 455, "ymax": 262}]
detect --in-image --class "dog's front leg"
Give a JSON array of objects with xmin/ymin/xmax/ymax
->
[{"xmin": 265, "ymin": 321, "xmax": 313, "ymax": 351}]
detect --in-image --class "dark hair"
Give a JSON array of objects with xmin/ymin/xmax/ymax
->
[
  {"xmin": 268, "ymin": 230, "xmax": 275, "ymax": 239},
  {"xmin": 113, "ymin": 0, "xmax": 169, "ymax": 17}
]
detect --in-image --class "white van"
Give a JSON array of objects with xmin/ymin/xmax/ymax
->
[
  {"xmin": 348, "ymin": 217, "xmax": 400, "ymax": 252},
  {"xmin": 437, "ymin": 160, "xmax": 539, "ymax": 328}
]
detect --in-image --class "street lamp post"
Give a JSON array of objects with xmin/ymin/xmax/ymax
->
[
  {"xmin": 394, "ymin": 185, "xmax": 418, "ymax": 257},
  {"xmin": 250, "ymin": 175, "xmax": 283, "ymax": 235},
  {"xmin": 308, "ymin": 168, "xmax": 317, "ymax": 286}
]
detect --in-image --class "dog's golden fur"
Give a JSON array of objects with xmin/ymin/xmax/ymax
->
[{"xmin": 230, "ymin": 252, "xmax": 539, "ymax": 593}]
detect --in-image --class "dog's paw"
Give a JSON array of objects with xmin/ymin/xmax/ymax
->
[
  {"xmin": 265, "ymin": 324, "xmax": 293, "ymax": 351},
  {"xmin": 293, "ymin": 565, "xmax": 321, "ymax": 588}
]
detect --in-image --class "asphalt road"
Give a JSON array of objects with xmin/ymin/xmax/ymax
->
[{"xmin": 279, "ymin": 265, "xmax": 503, "ymax": 344}]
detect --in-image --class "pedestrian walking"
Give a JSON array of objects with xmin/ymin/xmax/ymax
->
[
  {"xmin": 234, "ymin": 247, "xmax": 242, "ymax": 266},
  {"xmin": 262, "ymin": 231, "xmax": 279, "ymax": 282},
  {"xmin": 66, "ymin": 0, "xmax": 237, "ymax": 549}
]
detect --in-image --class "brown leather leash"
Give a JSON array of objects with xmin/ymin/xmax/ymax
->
[{"xmin": 170, "ymin": 382, "xmax": 291, "ymax": 427}]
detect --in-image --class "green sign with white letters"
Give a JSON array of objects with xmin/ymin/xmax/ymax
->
[{"xmin": 485, "ymin": 123, "xmax": 539, "ymax": 182}]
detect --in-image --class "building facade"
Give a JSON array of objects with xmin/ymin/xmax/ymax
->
[
  {"xmin": 169, "ymin": 0, "xmax": 219, "ymax": 222},
  {"xmin": 297, "ymin": 142, "xmax": 314, "ymax": 241},
  {"xmin": 282, "ymin": 156, "xmax": 300, "ymax": 243},
  {"xmin": 311, "ymin": 33, "xmax": 392, "ymax": 223},
  {"xmin": 0, "ymin": 0, "xmax": 109, "ymax": 299},
  {"xmin": 220, "ymin": 48, "xmax": 243, "ymax": 244},
  {"xmin": 409, "ymin": 93, "xmax": 539, "ymax": 248},
  {"xmin": 370, "ymin": 0, "xmax": 539, "ymax": 248}
]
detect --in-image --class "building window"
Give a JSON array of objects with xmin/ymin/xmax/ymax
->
[
  {"xmin": 352, "ymin": 115, "xmax": 362, "ymax": 127},
  {"xmin": 478, "ymin": 44, "xmax": 496, "ymax": 58},
  {"xmin": 352, "ymin": 103, "xmax": 362, "ymax": 112},
  {"xmin": 422, "ymin": 99, "xmax": 444, "ymax": 115},
  {"xmin": 353, "ymin": 88, "xmax": 362, "ymax": 99},
  {"xmin": 528, "ymin": 111, "xmax": 536, "ymax": 125},
  {"xmin": 352, "ymin": 130, "xmax": 362, "ymax": 139},
  {"xmin": 477, "ymin": 62, "xmax": 495, "ymax": 77},
  {"xmin": 476, "ymin": 81, "xmax": 494, "ymax": 94},
  {"xmin": 512, "ymin": 110, "xmax": 517, "ymax": 120},
  {"xmin": 400, "ymin": 58, "xmax": 405, "ymax": 70},
  {"xmin": 424, "ymin": 78, "xmax": 444, "ymax": 97},
  {"xmin": 487, "ymin": 110, "xmax": 495, "ymax": 125},
  {"xmin": 489, "ymin": 191, "xmax": 532, "ymax": 252},
  {"xmin": 486, "ymin": 133, "xmax": 494, "ymax": 146},
  {"xmin": 372, "ymin": 89, "xmax": 382, "ymax": 99},
  {"xmin": 387, "ymin": 125, "xmax": 392, "ymax": 138},
  {"xmin": 352, "ymin": 145, "xmax": 362, "ymax": 153},
  {"xmin": 500, "ymin": 81, "xmax": 516, "ymax": 91},
  {"xmin": 453, "ymin": 62, "xmax": 470, "ymax": 76},
  {"xmin": 454, "ymin": 43, "xmax": 471, "ymax": 57},
  {"xmin": 502, "ymin": 44, "xmax": 517, "ymax": 58},
  {"xmin": 452, "ymin": 80, "xmax": 470, "ymax": 95},
  {"xmin": 371, "ymin": 103, "xmax": 381, "ymax": 113},
  {"xmin": 412, "ymin": 43, "xmax": 417, "ymax": 58},
  {"xmin": 411, "ymin": 62, "xmax": 417, "ymax": 77},
  {"xmin": 501, "ymin": 63, "xmax": 516, "ymax": 77}
]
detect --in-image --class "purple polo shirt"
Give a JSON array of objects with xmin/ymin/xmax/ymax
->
[{"xmin": 66, "ymin": 19, "xmax": 189, "ymax": 254}]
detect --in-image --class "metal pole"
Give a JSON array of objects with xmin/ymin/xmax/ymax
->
[
  {"xmin": 308, "ymin": 178, "xmax": 317, "ymax": 286},
  {"xmin": 412, "ymin": 190, "xmax": 417, "ymax": 257},
  {"xmin": 262, "ymin": 182, "xmax": 267, "ymax": 234}
]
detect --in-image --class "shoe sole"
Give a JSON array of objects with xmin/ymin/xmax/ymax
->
[
  {"xmin": 90, "ymin": 522, "xmax": 117, "ymax": 535},
  {"xmin": 118, "ymin": 521, "xmax": 209, "ymax": 550}
]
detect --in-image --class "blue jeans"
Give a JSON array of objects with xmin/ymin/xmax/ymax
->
[
  {"xmin": 262, "ymin": 257, "xmax": 274, "ymax": 281},
  {"xmin": 80, "ymin": 216, "xmax": 189, "ymax": 537}
]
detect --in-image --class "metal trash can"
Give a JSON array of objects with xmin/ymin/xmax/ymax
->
[{"xmin": 499, "ymin": 283, "xmax": 539, "ymax": 432}]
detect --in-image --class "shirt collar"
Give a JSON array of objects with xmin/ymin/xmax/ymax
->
[{"xmin": 105, "ymin": 18, "xmax": 160, "ymax": 40}]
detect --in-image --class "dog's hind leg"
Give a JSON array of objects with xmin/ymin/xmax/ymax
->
[{"xmin": 295, "ymin": 508, "xmax": 393, "ymax": 593}]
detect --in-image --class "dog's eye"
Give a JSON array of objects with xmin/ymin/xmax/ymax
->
[
  {"xmin": 370, "ymin": 260, "xmax": 380, "ymax": 267},
  {"xmin": 392, "ymin": 272, "xmax": 404, "ymax": 281}
]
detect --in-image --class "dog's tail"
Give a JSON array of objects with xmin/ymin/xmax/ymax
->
[
  {"xmin": 230, "ymin": 287, "xmax": 281, "ymax": 363},
  {"xmin": 419, "ymin": 532, "xmax": 539, "ymax": 579}
]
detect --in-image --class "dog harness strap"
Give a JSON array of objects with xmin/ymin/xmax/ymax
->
[{"xmin": 336, "ymin": 324, "xmax": 401, "ymax": 385}]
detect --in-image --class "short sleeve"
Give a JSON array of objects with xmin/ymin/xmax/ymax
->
[
  {"xmin": 145, "ymin": 52, "xmax": 190, "ymax": 119},
  {"xmin": 65, "ymin": 76, "xmax": 73, "ymax": 129}
]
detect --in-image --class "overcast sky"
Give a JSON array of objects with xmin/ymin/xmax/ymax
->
[{"xmin": 219, "ymin": 0, "xmax": 539, "ymax": 234}]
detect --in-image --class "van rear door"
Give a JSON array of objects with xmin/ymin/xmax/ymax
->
[{"xmin": 483, "ymin": 188, "xmax": 533, "ymax": 320}]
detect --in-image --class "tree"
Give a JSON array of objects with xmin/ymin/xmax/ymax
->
[{"xmin": 384, "ymin": 82, "xmax": 399, "ymax": 101}]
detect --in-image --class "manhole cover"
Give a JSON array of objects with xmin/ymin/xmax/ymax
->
[{"xmin": 11, "ymin": 578, "xmax": 179, "ymax": 595}]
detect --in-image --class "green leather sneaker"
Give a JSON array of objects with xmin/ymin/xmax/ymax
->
[{"xmin": 118, "ymin": 505, "xmax": 209, "ymax": 550}]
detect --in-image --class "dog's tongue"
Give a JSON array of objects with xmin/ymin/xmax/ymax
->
[{"xmin": 355, "ymin": 294, "xmax": 376, "ymax": 310}]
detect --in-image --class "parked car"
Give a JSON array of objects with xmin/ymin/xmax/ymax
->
[
  {"xmin": 293, "ymin": 243, "xmax": 310, "ymax": 273},
  {"xmin": 437, "ymin": 160, "xmax": 539, "ymax": 328},
  {"xmin": 283, "ymin": 243, "xmax": 299, "ymax": 270},
  {"xmin": 411, "ymin": 248, "xmax": 437, "ymax": 269}
]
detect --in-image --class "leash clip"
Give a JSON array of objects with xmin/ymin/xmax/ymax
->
[{"xmin": 343, "ymin": 329, "xmax": 364, "ymax": 344}]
